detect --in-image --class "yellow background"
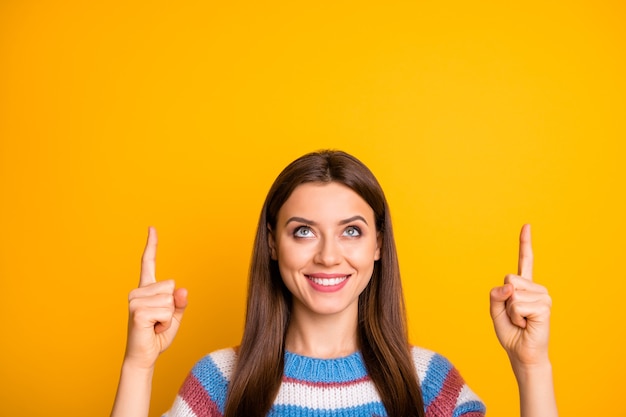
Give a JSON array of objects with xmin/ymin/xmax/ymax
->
[{"xmin": 1, "ymin": 1, "xmax": 625, "ymax": 416}]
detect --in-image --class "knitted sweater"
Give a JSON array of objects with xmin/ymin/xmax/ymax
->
[{"xmin": 163, "ymin": 346, "xmax": 486, "ymax": 417}]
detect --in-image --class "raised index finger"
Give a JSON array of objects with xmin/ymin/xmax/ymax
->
[
  {"xmin": 139, "ymin": 226, "xmax": 158, "ymax": 287},
  {"xmin": 517, "ymin": 223, "xmax": 533, "ymax": 280}
]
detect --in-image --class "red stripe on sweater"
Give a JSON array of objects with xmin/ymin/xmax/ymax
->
[
  {"xmin": 460, "ymin": 412, "xmax": 484, "ymax": 417},
  {"xmin": 179, "ymin": 374, "xmax": 222, "ymax": 417},
  {"xmin": 425, "ymin": 366, "xmax": 465, "ymax": 417}
]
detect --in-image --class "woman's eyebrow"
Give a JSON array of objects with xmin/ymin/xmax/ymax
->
[
  {"xmin": 284, "ymin": 215, "xmax": 369, "ymax": 227},
  {"xmin": 285, "ymin": 216, "xmax": 316, "ymax": 226},
  {"xmin": 338, "ymin": 215, "xmax": 368, "ymax": 225}
]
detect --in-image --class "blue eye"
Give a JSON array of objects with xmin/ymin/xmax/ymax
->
[
  {"xmin": 343, "ymin": 226, "xmax": 361, "ymax": 237},
  {"xmin": 294, "ymin": 226, "xmax": 313, "ymax": 238}
]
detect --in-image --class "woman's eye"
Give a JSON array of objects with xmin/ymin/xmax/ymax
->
[
  {"xmin": 294, "ymin": 226, "xmax": 313, "ymax": 238},
  {"xmin": 343, "ymin": 226, "xmax": 361, "ymax": 237}
]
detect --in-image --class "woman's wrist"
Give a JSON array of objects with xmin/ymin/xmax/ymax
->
[
  {"xmin": 111, "ymin": 360, "xmax": 155, "ymax": 417},
  {"xmin": 508, "ymin": 354, "xmax": 552, "ymax": 382},
  {"xmin": 509, "ymin": 357, "xmax": 558, "ymax": 417},
  {"xmin": 121, "ymin": 356, "xmax": 157, "ymax": 376}
]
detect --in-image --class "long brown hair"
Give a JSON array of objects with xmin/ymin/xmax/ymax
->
[{"xmin": 224, "ymin": 150, "xmax": 425, "ymax": 417}]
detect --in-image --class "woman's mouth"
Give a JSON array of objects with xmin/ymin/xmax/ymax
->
[
  {"xmin": 305, "ymin": 274, "xmax": 351, "ymax": 292},
  {"xmin": 306, "ymin": 275, "xmax": 349, "ymax": 286}
]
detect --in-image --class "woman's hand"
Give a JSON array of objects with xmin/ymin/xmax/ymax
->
[
  {"xmin": 124, "ymin": 227, "xmax": 188, "ymax": 370},
  {"xmin": 490, "ymin": 224, "xmax": 551, "ymax": 367},
  {"xmin": 490, "ymin": 224, "xmax": 558, "ymax": 417},
  {"xmin": 112, "ymin": 227, "xmax": 188, "ymax": 417}
]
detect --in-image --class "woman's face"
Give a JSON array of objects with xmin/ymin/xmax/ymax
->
[{"xmin": 269, "ymin": 181, "xmax": 381, "ymax": 319}]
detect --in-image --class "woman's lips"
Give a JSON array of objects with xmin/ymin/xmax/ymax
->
[{"xmin": 305, "ymin": 274, "xmax": 350, "ymax": 292}]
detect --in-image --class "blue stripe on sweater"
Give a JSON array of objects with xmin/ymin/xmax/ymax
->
[
  {"xmin": 453, "ymin": 400, "xmax": 487, "ymax": 416},
  {"xmin": 420, "ymin": 353, "xmax": 453, "ymax": 407},
  {"xmin": 268, "ymin": 402, "xmax": 388, "ymax": 417},
  {"xmin": 284, "ymin": 351, "xmax": 369, "ymax": 383},
  {"xmin": 190, "ymin": 355, "xmax": 229, "ymax": 414}
]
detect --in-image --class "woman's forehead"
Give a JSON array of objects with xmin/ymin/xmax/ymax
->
[{"xmin": 277, "ymin": 182, "xmax": 375, "ymax": 225}]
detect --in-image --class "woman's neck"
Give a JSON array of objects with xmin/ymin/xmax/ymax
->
[{"xmin": 285, "ymin": 304, "xmax": 359, "ymax": 359}]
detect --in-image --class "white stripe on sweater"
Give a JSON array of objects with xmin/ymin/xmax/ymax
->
[
  {"xmin": 208, "ymin": 348, "xmax": 237, "ymax": 380},
  {"xmin": 456, "ymin": 383, "xmax": 482, "ymax": 407},
  {"xmin": 163, "ymin": 396, "xmax": 195, "ymax": 417},
  {"xmin": 273, "ymin": 378, "xmax": 382, "ymax": 409},
  {"xmin": 410, "ymin": 346, "xmax": 437, "ymax": 382}
]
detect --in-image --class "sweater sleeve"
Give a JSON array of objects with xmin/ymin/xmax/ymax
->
[
  {"xmin": 162, "ymin": 348, "xmax": 237, "ymax": 417},
  {"xmin": 411, "ymin": 346, "xmax": 486, "ymax": 417}
]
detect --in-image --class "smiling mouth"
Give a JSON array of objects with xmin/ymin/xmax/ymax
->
[{"xmin": 306, "ymin": 275, "xmax": 349, "ymax": 286}]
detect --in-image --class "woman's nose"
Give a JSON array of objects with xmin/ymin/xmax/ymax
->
[{"xmin": 314, "ymin": 237, "xmax": 341, "ymax": 266}]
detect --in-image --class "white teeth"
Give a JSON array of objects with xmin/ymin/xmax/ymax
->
[{"xmin": 308, "ymin": 276, "xmax": 348, "ymax": 286}]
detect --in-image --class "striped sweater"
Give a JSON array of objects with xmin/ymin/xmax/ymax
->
[{"xmin": 164, "ymin": 346, "xmax": 486, "ymax": 417}]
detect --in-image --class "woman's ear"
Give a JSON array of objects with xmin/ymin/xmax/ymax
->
[
  {"xmin": 374, "ymin": 232, "xmax": 382, "ymax": 261},
  {"xmin": 267, "ymin": 223, "xmax": 277, "ymax": 260}
]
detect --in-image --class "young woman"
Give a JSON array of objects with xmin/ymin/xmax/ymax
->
[{"xmin": 111, "ymin": 150, "xmax": 557, "ymax": 417}]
